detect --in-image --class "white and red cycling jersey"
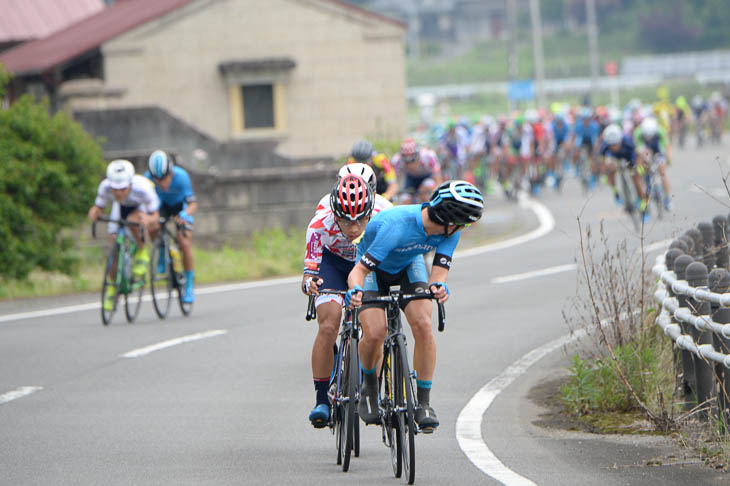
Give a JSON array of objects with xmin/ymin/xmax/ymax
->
[
  {"xmin": 392, "ymin": 147, "xmax": 441, "ymax": 178},
  {"xmin": 304, "ymin": 194, "xmax": 392, "ymax": 273}
]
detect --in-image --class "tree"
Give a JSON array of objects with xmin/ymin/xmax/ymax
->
[{"xmin": 0, "ymin": 67, "xmax": 106, "ymax": 280}]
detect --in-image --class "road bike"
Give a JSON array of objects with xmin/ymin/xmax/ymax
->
[
  {"xmin": 644, "ymin": 152, "xmax": 667, "ymax": 221},
  {"xmin": 358, "ymin": 287, "xmax": 445, "ymax": 485},
  {"xmin": 306, "ymin": 291, "xmax": 360, "ymax": 472},
  {"xmin": 614, "ymin": 157, "xmax": 642, "ymax": 231},
  {"xmin": 150, "ymin": 216, "xmax": 193, "ymax": 318},
  {"xmin": 93, "ymin": 216, "xmax": 147, "ymax": 325}
]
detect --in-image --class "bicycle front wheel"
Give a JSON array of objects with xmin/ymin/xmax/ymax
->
[
  {"xmin": 101, "ymin": 243, "xmax": 120, "ymax": 326},
  {"xmin": 395, "ymin": 335, "xmax": 416, "ymax": 485},
  {"xmin": 125, "ymin": 270, "xmax": 145, "ymax": 323},
  {"xmin": 150, "ymin": 239, "xmax": 172, "ymax": 319},
  {"xmin": 342, "ymin": 334, "xmax": 357, "ymax": 472},
  {"xmin": 382, "ymin": 345, "xmax": 402, "ymax": 478}
]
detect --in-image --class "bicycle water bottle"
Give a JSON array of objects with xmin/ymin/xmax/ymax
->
[{"xmin": 170, "ymin": 247, "xmax": 183, "ymax": 273}]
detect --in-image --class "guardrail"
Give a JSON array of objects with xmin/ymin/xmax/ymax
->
[{"xmin": 653, "ymin": 215, "xmax": 730, "ymax": 423}]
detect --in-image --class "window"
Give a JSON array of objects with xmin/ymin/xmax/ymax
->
[{"xmin": 242, "ymin": 84, "xmax": 274, "ymax": 129}]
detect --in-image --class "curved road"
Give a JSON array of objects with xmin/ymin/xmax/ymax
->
[{"xmin": 1, "ymin": 142, "xmax": 729, "ymax": 485}]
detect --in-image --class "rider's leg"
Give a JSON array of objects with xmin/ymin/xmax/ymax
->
[
  {"xmin": 177, "ymin": 226, "xmax": 195, "ymax": 301},
  {"xmin": 358, "ymin": 305, "xmax": 387, "ymax": 424},
  {"xmin": 309, "ymin": 299, "xmax": 341, "ymax": 426}
]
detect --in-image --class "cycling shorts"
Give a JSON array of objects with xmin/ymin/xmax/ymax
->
[
  {"xmin": 361, "ymin": 257, "xmax": 428, "ymax": 311},
  {"xmin": 160, "ymin": 202, "xmax": 194, "ymax": 227},
  {"xmin": 404, "ymin": 173, "xmax": 433, "ymax": 194},
  {"xmin": 107, "ymin": 203, "xmax": 140, "ymax": 234},
  {"xmin": 315, "ymin": 247, "xmax": 355, "ymax": 308}
]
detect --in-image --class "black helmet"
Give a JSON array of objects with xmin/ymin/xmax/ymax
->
[
  {"xmin": 427, "ymin": 180, "xmax": 484, "ymax": 226},
  {"xmin": 351, "ymin": 140, "xmax": 373, "ymax": 162}
]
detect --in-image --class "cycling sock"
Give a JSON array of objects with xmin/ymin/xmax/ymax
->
[
  {"xmin": 417, "ymin": 380, "xmax": 432, "ymax": 406},
  {"xmin": 185, "ymin": 270, "xmax": 194, "ymax": 284},
  {"xmin": 314, "ymin": 377, "xmax": 329, "ymax": 405},
  {"xmin": 361, "ymin": 365, "xmax": 377, "ymax": 387}
]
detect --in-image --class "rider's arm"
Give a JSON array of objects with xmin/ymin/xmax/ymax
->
[{"xmin": 89, "ymin": 181, "xmax": 109, "ymax": 220}]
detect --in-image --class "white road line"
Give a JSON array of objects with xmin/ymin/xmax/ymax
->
[
  {"xmin": 0, "ymin": 386, "xmax": 43, "ymax": 405},
  {"xmin": 456, "ymin": 328, "xmax": 587, "ymax": 485},
  {"xmin": 456, "ymin": 196, "xmax": 555, "ymax": 258},
  {"xmin": 491, "ymin": 264, "xmax": 577, "ymax": 284},
  {"xmin": 120, "ymin": 329, "xmax": 228, "ymax": 358}
]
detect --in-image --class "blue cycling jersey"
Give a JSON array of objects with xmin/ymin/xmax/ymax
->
[
  {"xmin": 599, "ymin": 135, "xmax": 636, "ymax": 165},
  {"xmin": 552, "ymin": 120, "xmax": 569, "ymax": 145},
  {"xmin": 144, "ymin": 166, "xmax": 196, "ymax": 208},
  {"xmin": 356, "ymin": 204, "xmax": 460, "ymax": 274},
  {"xmin": 573, "ymin": 118, "xmax": 600, "ymax": 145}
]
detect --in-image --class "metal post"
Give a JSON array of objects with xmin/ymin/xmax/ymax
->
[
  {"xmin": 710, "ymin": 268, "xmax": 730, "ymax": 429},
  {"xmin": 686, "ymin": 228, "xmax": 704, "ymax": 259},
  {"xmin": 506, "ymin": 0, "xmax": 519, "ymax": 112},
  {"xmin": 674, "ymin": 254, "xmax": 696, "ymax": 402},
  {"xmin": 679, "ymin": 234, "xmax": 695, "ymax": 257},
  {"xmin": 585, "ymin": 0, "xmax": 600, "ymax": 96},
  {"xmin": 528, "ymin": 0, "xmax": 546, "ymax": 109},
  {"xmin": 686, "ymin": 261, "xmax": 714, "ymax": 421}
]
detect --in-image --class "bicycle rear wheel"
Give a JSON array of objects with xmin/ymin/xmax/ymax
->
[
  {"xmin": 334, "ymin": 337, "xmax": 346, "ymax": 466},
  {"xmin": 150, "ymin": 239, "xmax": 172, "ymax": 319},
  {"xmin": 125, "ymin": 269, "xmax": 145, "ymax": 323},
  {"xmin": 395, "ymin": 335, "xmax": 416, "ymax": 485},
  {"xmin": 101, "ymin": 243, "xmax": 120, "ymax": 326}
]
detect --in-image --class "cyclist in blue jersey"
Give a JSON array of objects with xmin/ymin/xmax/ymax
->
[
  {"xmin": 145, "ymin": 150, "xmax": 198, "ymax": 303},
  {"xmin": 599, "ymin": 124, "xmax": 647, "ymax": 220},
  {"xmin": 571, "ymin": 109, "xmax": 601, "ymax": 188},
  {"xmin": 345, "ymin": 180, "xmax": 484, "ymax": 433}
]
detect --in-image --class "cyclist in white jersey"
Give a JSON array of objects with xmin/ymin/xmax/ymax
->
[
  {"xmin": 302, "ymin": 171, "xmax": 392, "ymax": 428},
  {"xmin": 88, "ymin": 160, "xmax": 160, "ymax": 310}
]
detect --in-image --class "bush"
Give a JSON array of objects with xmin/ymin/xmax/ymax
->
[{"xmin": 0, "ymin": 68, "xmax": 106, "ymax": 279}]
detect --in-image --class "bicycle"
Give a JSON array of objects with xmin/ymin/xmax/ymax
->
[
  {"xmin": 644, "ymin": 152, "xmax": 667, "ymax": 221},
  {"xmin": 614, "ymin": 157, "xmax": 642, "ymax": 231},
  {"xmin": 92, "ymin": 216, "xmax": 147, "ymax": 325},
  {"xmin": 305, "ymin": 291, "xmax": 360, "ymax": 472},
  {"xmin": 356, "ymin": 287, "xmax": 445, "ymax": 485},
  {"xmin": 149, "ymin": 216, "xmax": 193, "ymax": 318}
]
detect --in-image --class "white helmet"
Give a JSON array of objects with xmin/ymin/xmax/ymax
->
[
  {"xmin": 602, "ymin": 124, "xmax": 623, "ymax": 145},
  {"xmin": 106, "ymin": 159, "xmax": 135, "ymax": 189},
  {"xmin": 338, "ymin": 162, "xmax": 376, "ymax": 191},
  {"xmin": 640, "ymin": 117, "xmax": 658, "ymax": 138}
]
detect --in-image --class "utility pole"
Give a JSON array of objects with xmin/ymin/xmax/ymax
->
[
  {"xmin": 586, "ymin": 0, "xmax": 600, "ymax": 98},
  {"xmin": 529, "ymin": 0, "xmax": 546, "ymax": 109},
  {"xmin": 506, "ymin": 0, "xmax": 518, "ymax": 111}
]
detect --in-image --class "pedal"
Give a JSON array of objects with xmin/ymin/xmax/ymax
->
[{"xmin": 311, "ymin": 419, "xmax": 327, "ymax": 429}]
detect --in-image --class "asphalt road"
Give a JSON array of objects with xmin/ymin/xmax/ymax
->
[{"xmin": 2, "ymin": 140, "xmax": 730, "ymax": 485}]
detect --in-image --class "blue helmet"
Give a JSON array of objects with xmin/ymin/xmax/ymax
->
[
  {"xmin": 428, "ymin": 180, "xmax": 484, "ymax": 226},
  {"xmin": 148, "ymin": 150, "xmax": 173, "ymax": 179}
]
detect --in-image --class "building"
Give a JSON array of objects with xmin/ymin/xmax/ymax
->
[{"xmin": 0, "ymin": 0, "xmax": 407, "ymax": 169}]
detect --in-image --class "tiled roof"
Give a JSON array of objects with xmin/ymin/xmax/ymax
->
[
  {"xmin": 0, "ymin": 0, "xmax": 104, "ymax": 43},
  {"xmin": 0, "ymin": 0, "xmax": 194, "ymax": 75}
]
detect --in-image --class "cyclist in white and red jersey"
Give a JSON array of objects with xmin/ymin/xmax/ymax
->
[
  {"xmin": 392, "ymin": 138, "xmax": 442, "ymax": 203},
  {"xmin": 302, "ymin": 173, "xmax": 392, "ymax": 428}
]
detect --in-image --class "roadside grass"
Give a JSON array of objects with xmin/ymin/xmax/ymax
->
[{"xmin": 0, "ymin": 227, "xmax": 304, "ymax": 300}]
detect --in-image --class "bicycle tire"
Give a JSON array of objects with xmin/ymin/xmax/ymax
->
[
  {"xmin": 619, "ymin": 169, "xmax": 640, "ymax": 231},
  {"xmin": 383, "ymin": 345, "xmax": 402, "ymax": 478},
  {"xmin": 150, "ymin": 238, "xmax": 172, "ymax": 319},
  {"xmin": 125, "ymin": 269, "xmax": 144, "ymax": 323},
  {"xmin": 101, "ymin": 243, "xmax": 120, "ymax": 325},
  {"xmin": 334, "ymin": 336, "xmax": 345, "ymax": 466},
  {"xmin": 395, "ymin": 334, "xmax": 416, "ymax": 485},
  {"xmin": 342, "ymin": 333, "xmax": 357, "ymax": 472}
]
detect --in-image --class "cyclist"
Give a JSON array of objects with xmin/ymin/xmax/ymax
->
[
  {"xmin": 302, "ymin": 174, "xmax": 392, "ymax": 428},
  {"xmin": 599, "ymin": 124, "xmax": 647, "ymax": 220},
  {"xmin": 350, "ymin": 140, "xmax": 398, "ymax": 201},
  {"xmin": 145, "ymin": 150, "xmax": 198, "ymax": 303},
  {"xmin": 633, "ymin": 117, "xmax": 672, "ymax": 211},
  {"xmin": 392, "ymin": 138, "xmax": 442, "ymax": 204},
  {"xmin": 88, "ymin": 159, "xmax": 160, "ymax": 311},
  {"xmin": 346, "ymin": 180, "xmax": 484, "ymax": 433},
  {"xmin": 571, "ymin": 107, "xmax": 601, "ymax": 189}
]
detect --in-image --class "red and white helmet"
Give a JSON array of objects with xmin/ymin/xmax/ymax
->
[
  {"xmin": 330, "ymin": 174, "xmax": 374, "ymax": 221},
  {"xmin": 400, "ymin": 138, "xmax": 418, "ymax": 162},
  {"xmin": 338, "ymin": 162, "xmax": 376, "ymax": 192}
]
